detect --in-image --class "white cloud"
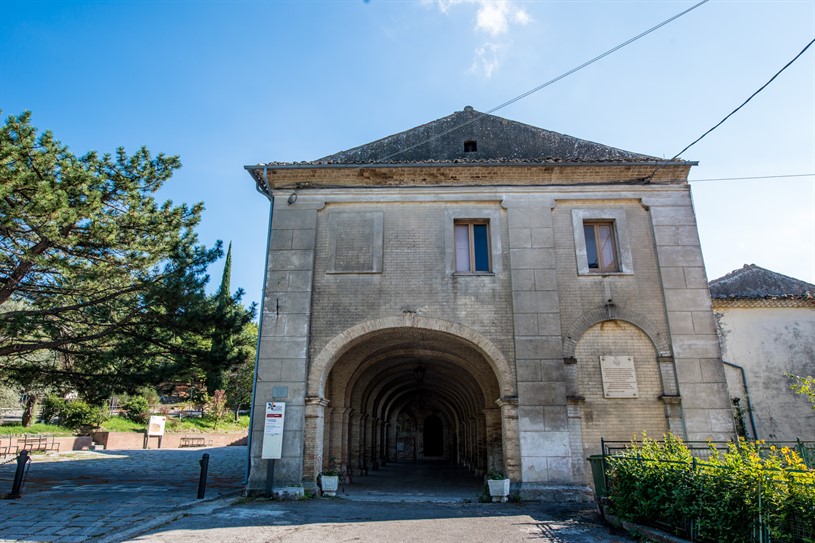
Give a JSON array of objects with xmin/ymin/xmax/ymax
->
[
  {"xmin": 425, "ymin": 0, "xmax": 531, "ymax": 36},
  {"xmin": 470, "ymin": 42, "xmax": 503, "ymax": 78},
  {"xmin": 424, "ymin": 0, "xmax": 531, "ymax": 77},
  {"xmin": 475, "ymin": 0, "xmax": 530, "ymax": 37}
]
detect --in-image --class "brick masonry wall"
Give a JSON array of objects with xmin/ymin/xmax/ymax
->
[{"xmin": 575, "ymin": 321, "xmax": 669, "ymax": 473}]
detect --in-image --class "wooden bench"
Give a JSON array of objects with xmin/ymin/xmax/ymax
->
[{"xmin": 179, "ymin": 437, "xmax": 210, "ymax": 448}]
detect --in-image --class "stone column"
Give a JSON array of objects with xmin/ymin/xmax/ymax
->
[
  {"xmin": 339, "ymin": 408, "xmax": 352, "ymax": 475},
  {"xmin": 371, "ymin": 418, "xmax": 380, "ymax": 470},
  {"xmin": 497, "ymin": 397, "xmax": 520, "ymax": 481},
  {"xmin": 476, "ymin": 413, "xmax": 487, "ymax": 474},
  {"xmin": 323, "ymin": 406, "xmax": 334, "ymax": 471},
  {"xmin": 566, "ymin": 397, "xmax": 586, "ymax": 483},
  {"xmin": 349, "ymin": 413, "xmax": 364, "ymax": 476},
  {"xmin": 362, "ymin": 415, "xmax": 372, "ymax": 474},
  {"xmin": 303, "ymin": 397, "xmax": 329, "ymax": 486},
  {"xmin": 483, "ymin": 407, "xmax": 503, "ymax": 474}
]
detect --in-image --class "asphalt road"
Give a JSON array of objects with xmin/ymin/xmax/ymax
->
[{"xmin": 130, "ymin": 498, "xmax": 636, "ymax": 543}]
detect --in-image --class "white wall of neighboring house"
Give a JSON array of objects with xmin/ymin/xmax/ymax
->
[{"xmin": 716, "ymin": 305, "xmax": 815, "ymax": 441}]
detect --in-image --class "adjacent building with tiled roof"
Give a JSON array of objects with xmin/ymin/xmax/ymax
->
[
  {"xmin": 245, "ymin": 108, "xmax": 733, "ymax": 499},
  {"xmin": 712, "ymin": 265, "xmax": 815, "ymax": 442}
]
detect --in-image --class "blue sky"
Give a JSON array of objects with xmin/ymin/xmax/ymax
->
[{"xmin": 2, "ymin": 0, "xmax": 813, "ymax": 308}]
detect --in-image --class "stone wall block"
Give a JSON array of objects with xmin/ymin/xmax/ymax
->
[
  {"xmin": 518, "ymin": 382, "xmax": 567, "ymax": 406},
  {"xmin": 516, "ymin": 359, "xmax": 542, "ymax": 382},
  {"xmin": 272, "ymin": 209, "xmax": 318, "ymax": 230},
  {"xmin": 672, "ymin": 335, "xmax": 721, "ymax": 358},
  {"xmin": 515, "ymin": 336, "xmax": 563, "ymax": 359},
  {"xmin": 664, "ymin": 289, "xmax": 712, "ymax": 311},
  {"xmin": 657, "ymin": 246, "xmax": 705, "ymax": 268},
  {"xmin": 530, "ymin": 228, "xmax": 555, "ymax": 248},
  {"xmin": 511, "ymin": 269, "xmax": 536, "ymax": 291},
  {"xmin": 513, "ymin": 291, "xmax": 559, "ymax": 314},
  {"xmin": 649, "ymin": 206, "xmax": 697, "ymax": 226},
  {"xmin": 259, "ymin": 337, "xmax": 309, "ymax": 360},
  {"xmin": 509, "ymin": 228, "xmax": 532, "ymax": 248},
  {"xmin": 509, "ymin": 248, "xmax": 549, "ymax": 269}
]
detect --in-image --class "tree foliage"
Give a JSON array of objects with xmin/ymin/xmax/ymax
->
[
  {"xmin": 788, "ymin": 374, "xmax": 815, "ymax": 411},
  {"xmin": 0, "ymin": 111, "xmax": 254, "ymax": 399}
]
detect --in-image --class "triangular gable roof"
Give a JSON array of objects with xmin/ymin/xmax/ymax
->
[
  {"xmin": 709, "ymin": 264, "xmax": 815, "ymax": 299},
  {"xmin": 284, "ymin": 106, "xmax": 668, "ymax": 165},
  {"xmin": 316, "ymin": 106, "xmax": 660, "ymax": 164}
]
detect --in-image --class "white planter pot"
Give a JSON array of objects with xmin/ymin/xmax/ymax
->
[
  {"xmin": 488, "ymin": 478, "xmax": 510, "ymax": 502},
  {"xmin": 321, "ymin": 475, "xmax": 340, "ymax": 497}
]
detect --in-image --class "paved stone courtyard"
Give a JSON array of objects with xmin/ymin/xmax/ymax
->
[
  {"xmin": 0, "ymin": 446, "xmax": 246, "ymax": 543},
  {"xmin": 0, "ymin": 446, "xmax": 634, "ymax": 543}
]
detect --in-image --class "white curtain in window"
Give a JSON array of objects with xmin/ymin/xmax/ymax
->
[{"xmin": 455, "ymin": 224, "xmax": 470, "ymax": 272}]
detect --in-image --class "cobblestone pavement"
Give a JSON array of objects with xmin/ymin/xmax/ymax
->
[{"xmin": 0, "ymin": 446, "xmax": 246, "ymax": 543}]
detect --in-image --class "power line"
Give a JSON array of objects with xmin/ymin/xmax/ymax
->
[
  {"xmin": 689, "ymin": 173, "xmax": 814, "ymax": 183},
  {"xmin": 647, "ymin": 37, "xmax": 815, "ymax": 181},
  {"xmin": 378, "ymin": 0, "xmax": 710, "ymax": 162}
]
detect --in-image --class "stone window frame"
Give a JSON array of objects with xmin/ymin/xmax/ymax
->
[
  {"xmin": 445, "ymin": 208, "xmax": 502, "ymax": 276},
  {"xmin": 327, "ymin": 211, "xmax": 384, "ymax": 274},
  {"xmin": 571, "ymin": 208, "xmax": 633, "ymax": 275},
  {"xmin": 454, "ymin": 220, "xmax": 491, "ymax": 273}
]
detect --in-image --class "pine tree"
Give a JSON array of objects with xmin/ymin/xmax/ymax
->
[
  {"xmin": 206, "ymin": 242, "xmax": 235, "ymax": 393},
  {"xmin": 0, "ymin": 111, "xmax": 253, "ymax": 399}
]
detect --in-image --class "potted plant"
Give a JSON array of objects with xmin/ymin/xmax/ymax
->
[
  {"xmin": 319, "ymin": 457, "xmax": 341, "ymax": 497},
  {"xmin": 487, "ymin": 470, "xmax": 510, "ymax": 502}
]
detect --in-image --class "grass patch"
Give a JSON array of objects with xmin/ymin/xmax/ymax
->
[
  {"xmin": 0, "ymin": 423, "xmax": 73, "ymax": 436},
  {"xmin": 100, "ymin": 417, "xmax": 145, "ymax": 432},
  {"xmin": 166, "ymin": 415, "xmax": 249, "ymax": 433}
]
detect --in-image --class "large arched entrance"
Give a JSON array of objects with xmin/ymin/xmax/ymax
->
[{"xmin": 302, "ymin": 316, "xmax": 518, "ymax": 490}]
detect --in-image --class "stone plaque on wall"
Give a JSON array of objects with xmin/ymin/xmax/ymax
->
[
  {"xmin": 600, "ymin": 356, "xmax": 638, "ymax": 398},
  {"xmin": 327, "ymin": 212, "xmax": 383, "ymax": 273}
]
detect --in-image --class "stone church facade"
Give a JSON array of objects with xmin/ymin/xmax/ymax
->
[{"xmin": 244, "ymin": 107, "xmax": 734, "ymax": 498}]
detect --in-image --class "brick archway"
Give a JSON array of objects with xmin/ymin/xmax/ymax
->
[
  {"xmin": 303, "ymin": 314, "xmax": 519, "ymax": 484},
  {"xmin": 562, "ymin": 307, "xmax": 672, "ymax": 358},
  {"xmin": 308, "ymin": 313, "xmax": 517, "ymax": 399}
]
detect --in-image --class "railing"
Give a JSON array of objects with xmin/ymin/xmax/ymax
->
[{"xmin": 601, "ymin": 437, "xmax": 815, "ymax": 468}]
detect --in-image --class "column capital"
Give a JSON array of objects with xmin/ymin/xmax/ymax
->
[
  {"xmin": 495, "ymin": 395, "xmax": 519, "ymax": 407},
  {"xmin": 305, "ymin": 396, "xmax": 330, "ymax": 407}
]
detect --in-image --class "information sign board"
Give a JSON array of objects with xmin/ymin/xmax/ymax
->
[{"xmin": 261, "ymin": 402, "xmax": 286, "ymax": 460}]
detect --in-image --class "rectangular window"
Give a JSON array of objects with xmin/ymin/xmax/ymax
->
[
  {"xmin": 455, "ymin": 221, "xmax": 490, "ymax": 272},
  {"xmin": 583, "ymin": 221, "xmax": 618, "ymax": 273}
]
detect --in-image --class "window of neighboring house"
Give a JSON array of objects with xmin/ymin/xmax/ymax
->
[
  {"xmin": 464, "ymin": 140, "xmax": 477, "ymax": 152},
  {"xmin": 583, "ymin": 221, "xmax": 618, "ymax": 273},
  {"xmin": 455, "ymin": 221, "xmax": 490, "ymax": 272}
]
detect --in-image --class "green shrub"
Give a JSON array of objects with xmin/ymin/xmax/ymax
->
[
  {"xmin": 607, "ymin": 434, "xmax": 815, "ymax": 543},
  {"xmin": 59, "ymin": 400, "xmax": 109, "ymax": 433},
  {"xmin": 39, "ymin": 395, "xmax": 67, "ymax": 424},
  {"xmin": 123, "ymin": 395, "xmax": 151, "ymax": 423}
]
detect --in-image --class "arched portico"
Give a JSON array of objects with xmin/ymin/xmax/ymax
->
[{"xmin": 302, "ymin": 315, "xmax": 518, "ymax": 486}]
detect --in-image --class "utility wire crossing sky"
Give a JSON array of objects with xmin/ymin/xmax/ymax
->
[{"xmin": 1, "ymin": 1, "xmax": 813, "ymax": 307}]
